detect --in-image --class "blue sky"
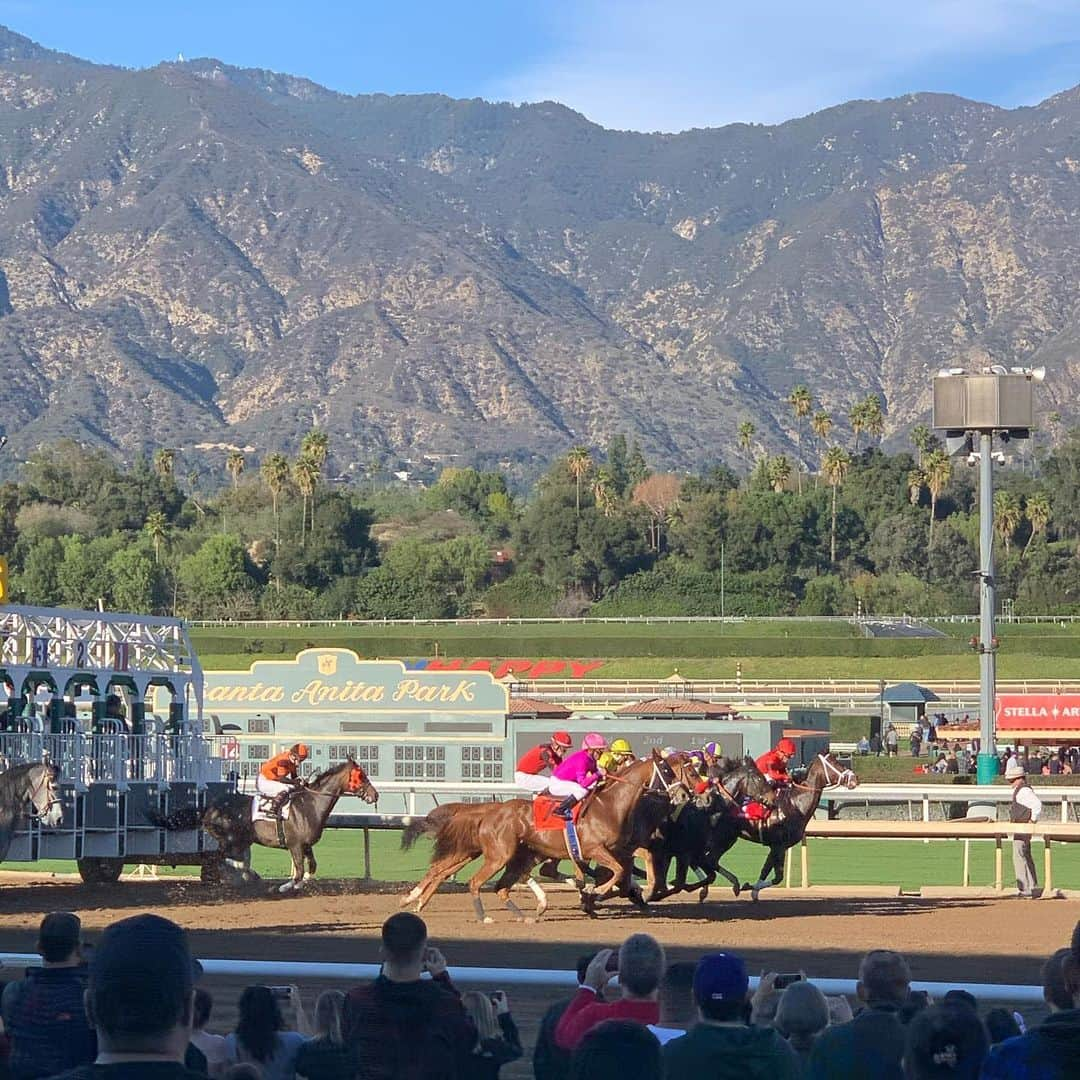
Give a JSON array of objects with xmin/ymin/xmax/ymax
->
[{"xmin": 3, "ymin": 1, "xmax": 1080, "ymax": 132}]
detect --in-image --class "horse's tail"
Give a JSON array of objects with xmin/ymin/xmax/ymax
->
[
  {"xmin": 400, "ymin": 804, "xmax": 457, "ymax": 851},
  {"xmin": 145, "ymin": 806, "xmax": 203, "ymax": 831}
]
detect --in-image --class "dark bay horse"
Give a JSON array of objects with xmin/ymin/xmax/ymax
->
[
  {"xmin": 0, "ymin": 761, "xmax": 63, "ymax": 861},
  {"xmin": 148, "ymin": 758, "xmax": 377, "ymax": 892},
  {"xmin": 645, "ymin": 756, "xmax": 775, "ymax": 902},
  {"xmin": 401, "ymin": 752, "xmax": 687, "ymax": 920},
  {"xmin": 739, "ymin": 752, "xmax": 858, "ymax": 900}
]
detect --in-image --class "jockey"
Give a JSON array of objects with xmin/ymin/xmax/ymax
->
[
  {"xmin": 257, "ymin": 743, "xmax": 310, "ymax": 817},
  {"xmin": 597, "ymin": 738, "xmax": 635, "ymax": 774},
  {"xmin": 514, "ymin": 731, "xmax": 573, "ymax": 793},
  {"xmin": 548, "ymin": 733, "xmax": 607, "ymax": 819},
  {"xmin": 755, "ymin": 738, "xmax": 797, "ymax": 788}
]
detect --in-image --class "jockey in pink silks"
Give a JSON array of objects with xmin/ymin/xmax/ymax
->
[{"xmin": 547, "ymin": 733, "xmax": 607, "ymax": 819}]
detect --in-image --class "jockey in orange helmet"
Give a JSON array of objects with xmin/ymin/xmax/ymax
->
[
  {"xmin": 257, "ymin": 743, "xmax": 310, "ymax": 817},
  {"xmin": 755, "ymin": 738, "xmax": 797, "ymax": 788}
]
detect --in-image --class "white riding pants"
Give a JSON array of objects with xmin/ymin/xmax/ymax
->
[
  {"xmin": 546, "ymin": 777, "xmax": 588, "ymax": 800},
  {"xmin": 256, "ymin": 775, "xmax": 291, "ymax": 800},
  {"xmin": 514, "ymin": 771, "xmax": 552, "ymax": 793}
]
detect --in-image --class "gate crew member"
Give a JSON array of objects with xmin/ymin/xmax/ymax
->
[
  {"xmin": 1006, "ymin": 756, "xmax": 1042, "ymax": 898},
  {"xmin": 514, "ymin": 731, "xmax": 573, "ymax": 793},
  {"xmin": 257, "ymin": 743, "xmax": 310, "ymax": 818},
  {"xmin": 548, "ymin": 733, "xmax": 607, "ymax": 819},
  {"xmin": 598, "ymin": 738, "xmax": 635, "ymax": 774},
  {"xmin": 755, "ymin": 737, "xmax": 797, "ymax": 788}
]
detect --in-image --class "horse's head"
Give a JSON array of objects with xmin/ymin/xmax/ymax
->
[
  {"xmin": 26, "ymin": 761, "xmax": 63, "ymax": 827},
  {"xmin": 344, "ymin": 757, "xmax": 379, "ymax": 804},
  {"xmin": 817, "ymin": 752, "xmax": 858, "ymax": 790},
  {"xmin": 721, "ymin": 759, "xmax": 777, "ymax": 805},
  {"xmin": 648, "ymin": 748, "xmax": 692, "ymax": 805}
]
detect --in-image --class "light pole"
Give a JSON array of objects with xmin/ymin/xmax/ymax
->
[{"xmin": 932, "ymin": 365, "xmax": 1044, "ymax": 784}]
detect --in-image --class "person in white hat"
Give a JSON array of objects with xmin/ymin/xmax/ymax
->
[{"xmin": 1005, "ymin": 755, "xmax": 1042, "ymax": 898}]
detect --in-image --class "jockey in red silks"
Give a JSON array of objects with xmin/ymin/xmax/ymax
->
[
  {"xmin": 755, "ymin": 737, "xmax": 797, "ymax": 788},
  {"xmin": 548, "ymin": 733, "xmax": 607, "ymax": 819},
  {"xmin": 514, "ymin": 731, "xmax": 573, "ymax": 793}
]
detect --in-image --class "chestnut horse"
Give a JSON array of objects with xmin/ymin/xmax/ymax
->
[{"xmin": 401, "ymin": 751, "xmax": 688, "ymax": 920}]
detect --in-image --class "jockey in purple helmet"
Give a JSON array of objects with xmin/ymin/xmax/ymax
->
[{"xmin": 548, "ymin": 733, "xmax": 607, "ymax": 819}]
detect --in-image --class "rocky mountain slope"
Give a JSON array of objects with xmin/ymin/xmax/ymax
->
[{"xmin": 0, "ymin": 25, "xmax": 1075, "ymax": 477}]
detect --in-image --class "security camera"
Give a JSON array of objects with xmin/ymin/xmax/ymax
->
[
  {"xmin": 992, "ymin": 451, "xmax": 1006, "ymax": 465},
  {"xmin": 966, "ymin": 452, "xmax": 980, "ymax": 466}
]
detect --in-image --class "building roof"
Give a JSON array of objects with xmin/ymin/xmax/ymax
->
[
  {"xmin": 617, "ymin": 697, "xmax": 736, "ymax": 718},
  {"xmin": 508, "ymin": 697, "xmax": 572, "ymax": 719},
  {"xmin": 883, "ymin": 682, "xmax": 941, "ymax": 704}
]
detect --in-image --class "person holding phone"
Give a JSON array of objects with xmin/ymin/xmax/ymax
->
[
  {"xmin": 460, "ymin": 991, "xmax": 522, "ymax": 1079},
  {"xmin": 224, "ymin": 985, "xmax": 309, "ymax": 1080}
]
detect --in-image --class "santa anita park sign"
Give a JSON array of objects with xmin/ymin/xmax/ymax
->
[{"xmin": 204, "ymin": 649, "xmax": 510, "ymax": 719}]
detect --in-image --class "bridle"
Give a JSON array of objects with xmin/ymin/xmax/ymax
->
[
  {"xmin": 24, "ymin": 765, "xmax": 62, "ymax": 821},
  {"xmin": 649, "ymin": 757, "xmax": 691, "ymax": 801},
  {"xmin": 816, "ymin": 753, "xmax": 858, "ymax": 789}
]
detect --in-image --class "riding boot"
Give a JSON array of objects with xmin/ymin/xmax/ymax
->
[
  {"xmin": 553, "ymin": 796, "xmax": 578, "ymax": 820},
  {"xmin": 270, "ymin": 792, "xmax": 290, "ymax": 819}
]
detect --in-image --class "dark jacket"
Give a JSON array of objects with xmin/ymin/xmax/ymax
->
[
  {"xmin": 979, "ymin": 1008, "xmax": 1080, "ymax": 1079},
  {"xmin": 344, "ymin": 973, "xmax": 476, "ymax": 1080},
  {"xmin": 533, "ymin": 996, "xmax": 574, "ymax": 1080},
  {"xmin": 462, "ymin": 1014, "xmax": 522, "ymax": 1080},
  {"xmin": 663, "ymin": 1022, "xmax": 801, "ymax": 1079},
  {"xmin": 0, "ymin": 966, "xmax": 95, "ymax": 1080},
  {"xmin": 805, "ymin": 1003, "xmax": 906, "ymax": 1080},
  {"xmin": 295, "ymin": 1035, "xmax": 354, "ymax": 1080}
]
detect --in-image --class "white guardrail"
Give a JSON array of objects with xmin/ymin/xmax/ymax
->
[{"xmin": 0, "ymin": 954, "xmax": 1046, "ymax": 1004}]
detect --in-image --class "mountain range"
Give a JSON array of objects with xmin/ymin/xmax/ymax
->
[{"xmin": 0, "ymin": 24, "xmax": 1075, "ymax": 480}]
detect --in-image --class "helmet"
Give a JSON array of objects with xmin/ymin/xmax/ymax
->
[
  {"xmin": 702, "ymin": 741, "xmax": 719, "ymax": 756},
  {"xmin": 582, "ymin": 732, "xmax": 607, "ymax": 751},
  {"xmin": 551, "ymin": 731, "xmax": 573, "ymax": 748},
  {"xmin": 661, "ymin": 746, "xmax": 679, "ymax": 758},
  {"xmin": 610, "ymin": 738, "xmax": 632, "ymax": 755},
  {"xmin": 777, "ymin": 738, "xmax": 797, "ymax": 757},
  {"xmin": 291, "ymin": 743, "xmax": 310, "ymax": 760}
]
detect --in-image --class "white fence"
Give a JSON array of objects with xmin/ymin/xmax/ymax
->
[{"xmin": 188, "ymin": 615, "xmax": 1080, "ymax": 627}]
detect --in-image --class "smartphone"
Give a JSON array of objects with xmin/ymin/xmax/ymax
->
[
  {"xmin": 774, "ymin": 973, "xmax": 803, "ymax": 990},
  {"xmin": 605, "ymin": 952, "xmax": 620, "ymax": 973}
]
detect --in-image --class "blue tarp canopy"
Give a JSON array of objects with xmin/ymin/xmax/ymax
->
[{"xmin": 883, "ymin": 682, "xmax": 941, "ymax": 705}]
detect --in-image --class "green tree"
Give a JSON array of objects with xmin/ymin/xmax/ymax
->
[
  {"xmin": 177, "ymin": 535, "xmax": 258, "ymax": 617},
  {"xmin": 1023, "ymin": 492, "xmax": 1051, "ymax": 558},
  {"xmin": 293, "ymin": 456, "xmax": 320, "ymax": 543},
  {"xmin": 911, "ymin": 424, "xmax": 933, "ymax": 465},
  {"xmin": 924, "ymin": 450, "xmax": 952, "ymax": 545},
  {"xmin": 145, "ymin": 510, "xmax": 167, "ymax": 564},
  {"xmin": 788, "ymin": 385, "xmax": 812, "ymax": 492},
  {"xmin": 737, "ymin": 421, "xmax": 756, "ymax": 469},
  {"xmin": 565, "ymin": 446, "xmax": 593, "ymax": 516},
  {"xmin": 627, "ymin": 440, "xmax": 650, "ymax": 488},
  {"xmin": 862, "ymin": 395, "xmax": 885, "ymax": 443},
  {"xmin": 593, "ymin": 466, "xmax": 618, "ymax": 517},
  {"xmin": 994, "ymin": 490, "xmax": 1022, "ymax": 554},
  {"xmin": 18, "ymin": 537, "xmax": 63, "ymax": 605},
  {"xmin": 606, "ymin": 434, "xmax": 630, "ymax": 496},
  {"xmin": 261, "ymin": 453, "xmax": 291, "ymax": 547},
  {"xmin": 154, "ymin": 448, "xmax": 175, "ymax": 480},
  {"xmin": 107, "ymin": 545, "xmax": 160, "ymax": 614},
  {"xmin": 811, "ymin": 412, "xmax": 833, "ymax": 459},
  {"xmin": 226, "ymin": 451, "xmax": 245, "ymax": 490},
  {"xmin": 849, "ymin": 400, "xmax": 868, "ymax": 453},
  {"xmin": 907, "ymin": 468, "xmax": 925, "ymax": 506},
  {"xmin": 822, "ymin": 445, "xmax": 852, "ymax": 566},
  {"xmin": 766, "ymin": 455, "xmax": 792, "ymax": 493}
]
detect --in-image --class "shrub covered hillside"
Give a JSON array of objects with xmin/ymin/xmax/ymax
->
[{"xmin": 5, "ymin": 423, "xmax": 1080, "ymax": 620}]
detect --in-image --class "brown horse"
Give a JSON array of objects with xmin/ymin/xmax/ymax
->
[
  {"xmin": 401, "ymin": 752, "xmax": 687, "ymax": 921},
  {"xmin": 739, "ymin": 752, "xmax": 858, "ymax": 900},
  {"xmin": 148, "ymin": 758, "xmax": 378, "ymax": 892}
]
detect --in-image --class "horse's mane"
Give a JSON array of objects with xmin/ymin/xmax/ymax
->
[
  {"xmin": 307, "ymin": 759, "xmax": 354, "ymax": 787},
  {"xmin": 0, "ymin": 762, "xmax": 42, "ymax": 813}
]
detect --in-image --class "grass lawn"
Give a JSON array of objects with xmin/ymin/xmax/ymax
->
[{"xmin": 6, "ymin": 831, "xmax": 1076, "ymax": 892}]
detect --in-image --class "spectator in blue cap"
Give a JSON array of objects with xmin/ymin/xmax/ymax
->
[
  {"xmin": 50, "ymin": 913, "xmax": 205, "ymax": 1080},
  {"xmin": 662, "ymin": 952, "xmax": 800, "ymax": 1078}
]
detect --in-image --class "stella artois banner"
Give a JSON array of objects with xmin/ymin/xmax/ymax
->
[{"xmin": 995, "ymin": 694, "xmax": 1080, "ymax": 731}]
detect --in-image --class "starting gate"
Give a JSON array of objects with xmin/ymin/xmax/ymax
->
[{"xmin": 0, "ymin": 604, "xmax": 233, "ymax": 882}]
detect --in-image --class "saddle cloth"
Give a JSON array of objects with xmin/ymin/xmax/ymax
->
[
  {"xmin": 532, "ymin": 794, "xmax": 584, "ymax": 831},
  {"xmin": 252, "ymin": 794, "xmax": 293, "ymax": 823}
]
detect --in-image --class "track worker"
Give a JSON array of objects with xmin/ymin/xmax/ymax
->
[
  {"xmin": 514, "ymin": 732, "xmax": 573, "ymax": 794},
  {"xmin": 1006, "ymin": 756, "xmax": 1042, "ymax": 898},
  {"xmin": 756, "ymin": 738, "xmax": 797, "ymax": 789},
  {"xmin": 598, "ymin": 738, "xmax": 635, "ymax": 774},
  {"xmin": 548, "ymin": 733, "xmax": 606, "ymax": 819},
  {"xmin": 257, "ymin": 743, "xmax": 310, "ymax": 818}
]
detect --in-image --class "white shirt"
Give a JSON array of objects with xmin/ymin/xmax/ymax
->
[
  {"xmin": 1014, "ymin": 784, "xmax": 1042, "ymax": 822},
  {"xmin": 191, "ymin": 1030, "xmax": 229, "ymax": 1075}
]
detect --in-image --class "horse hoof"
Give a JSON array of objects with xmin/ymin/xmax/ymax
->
[
  {"xmin": 278, "ymin": 882, "xmax": 294, "ymax": 895},
  {"xmin": 302, "ymin": 872, "xmax": 314, "ymax": 882},
  {"xmin": 732, "ymin": 883, "xmax": 741, "ymax": 897},
  {"xmin": 751, "ymin": 888, "xmax": 761, "ymax": 903},
  {"xmin": 482, "ymin": 915, "xmax": 494, "ymax": 925}
]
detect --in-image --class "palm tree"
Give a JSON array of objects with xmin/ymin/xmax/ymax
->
[
  {"xmin": 293, "ymin": 456, "xmax": 320, "ymax": 543},
  {"xmin": 593, "ymin": 466, "xmax": 618, "ymax": 517},
  {"xmin": 924, "ymin": 450, "xmax": 952, "ymax": 545},
  {"xmin": 766, "ymin": 455, "xmax": 792, "ymax": 493},
  {"xmin": 261, "ymin": 452, "xmax": 291, "ymax": 547},
  {"xmin": 1022, "ymin": 492, "xmax": 1051, "ymax": 558},
  {"xmin": 144, "ymin": 510, "xmax": 167, "ymax": 564},
  {"xmin": 822, "ymin": 446, "xmax": 851, "ymax": 566},
  {"xmin": 862, "ymin": 394, "xmax": 885, "ymax": 444},
  {"xmin": 907, "ymin": 468, "xmax": 925, "ymax": 506},
  {"xmin": 994, "ymin": 491, "xmax": 1022, "ymax": 555},
  {"xmin": 566, "ymin": 446, "xmax": 592, "ymax": 516},
  {"xmin": 848, "ymin": 400, "xmax": 868, "ymax": 453},
  {"xmin": 226, "ymin": 451, "xmax": 245, "ymax": 490},
  {"xmin": 811, "ymin": 411, "xmax": 833, "ymax": 448},
  {"xmin": 788, "ymin": 385, "xmax": 812, "ymax": 493},
  {"xmin": 301, "ymin": 429, "xmax": 329, "ymax": 468},
  {"xmin": 911, "ymin": 424, "xmax": 933, "ymax": 465},
  {"xmin": 737, "ymin": 421, "xmax": 755, "ymax": 470},
  {"xmin": 154, "ymin": 448, "xmax": 175, "ymax": 480}
]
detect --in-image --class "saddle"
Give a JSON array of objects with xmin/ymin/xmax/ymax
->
[
  {"xmin": 252, "ymin": 794, "xmax": 294, "ymax": 824},
  {"xmin": 532, "ymin": 794, "xmax": 584, "ymax": 831}
]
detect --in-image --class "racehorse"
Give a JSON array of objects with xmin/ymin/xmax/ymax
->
[
  {"xmin": 148, "ymin": 758, "xmax": 377, "ymax": 893},
  {"xmin": 0, "ymin": 761, "xmax": 63, "ymax": 861},
  {"xmin": 401, "ymin": 751, "xmax": 688, "ymax": 921},
  {"xmin": 739, "ymin": 752, "xmax": 858, "ymax": 901},
  {"xmin": 645, "ymin": 756, "xmax": 774, "ymax": 903}
]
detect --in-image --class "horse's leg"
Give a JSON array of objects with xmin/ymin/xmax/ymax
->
[
  {"xmin": 750, "ymin": 847, "xmax": 784, "ymax": 901},
  {"xmin": 590, "ymin": 847, "xmax": 640, "ymax": 907},
  {"xmin": 304, "ymin": 845, "xmax": 317, "ymax": 882},
  {"xmin": 467, "ymin": 854, "xmax": 511, "ymax": 925},
  {"xmin": 413, "ymin": 856, "xmax": 473, "ymax": 912},
  {"xmin": 278, "ymin": 843, "xmax": 305, "ymax": 894},
  {"xmin": 493, "ymin": 851, "xmax": 541, "ymax": 922},
  {"xmin": 402, "ymin": 853, "xmax": 466, "ymax": 908}
]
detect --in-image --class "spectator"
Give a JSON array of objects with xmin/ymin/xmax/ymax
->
[
  {"xmin": 806, "ymin": 949, "xmax": 911, "ymax": 1080},
  {"xmin": 295, "ymin": 991, "xmax": 351, "ymax": 1080},
  {"xmin": 1, "ymin": 912, "xmax": 95, "ymax": 1080},
  {"xmin": 775, "ymin": 980, "xmax": 830, "ymax": 1067},
  {"xmin": 827, "ymin": 996, "xmax": 854, "ymax": 1026},
  {"xmin": 460, "ymin": 991, "xmax": 522, "ymax": 1079},
  {"xmin": 569, "ymin": 1020, "xmax": 661, "ymax": 1080},
  {"xmin": 344, "ymin": 912, "xmax": 475, "ymax": 1080},
  {"xmin": 904, "ymin": 1005, "xmax": 988, "ymax": 1079},
  {"xmin": 663, "ymin": 952, "xmax": 800, "ymax": 1079},
  {"xmin": 942, "ymin": 990, "xmax": 977, "ymax": 1013},
  {"xmin": 1006, "ymin": 757, "xmax": 1042, "ymax": 898},
  {"xmin": 534, "ymin": 954, "xmax": 598, "ymax": 1080},
  {"xmin": 1041, "ymin": 947, "xmax": 1073, "ymax": 1013},
  {"xmin": 749, "ymin": 973, "xmax": 782, "ymax": 1028},
  {"xmin": 554, "ymin": 935, "xmax": 665, "ymax": 1051},
  {"xmin": 224, "ymin": 987, "xmax": 307, "ymax": 1080},
  {"xmin": 648, "ymin": 961, "xmax": 696, "ymax": 1045},
  {"xmin": 869, "ymin": 732, "xmax": 882, "ymax": 755},
  {"xmin": 910, "ymin": 729, "xmax": 922, "ymax": 758},
  {"xmin": 983, "ymin": 1008, "xmax": 1021, "ymax": 1045},
  {"xmin": 885, "ymin": 725, "xmax": 899, "ymax": 757},
  {"xmin": 980, "ymin": 924, "xmax": 1080, "ymax": 1078},
  {"xmin": 190, "ymin": 990, "xmax": 228, "ymax": 1078},
  {"xmin": 857, "ymin": 736, "xmax": 871, "ymax": 756},
  {"xmin": 900, "ymin": 990, "xmax": 932, "ymax": 1025},
  {"xmin": 49, "ymin": 913, "xmax": 204, "ymax": 1080}
]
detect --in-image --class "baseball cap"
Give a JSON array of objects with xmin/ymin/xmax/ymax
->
[
  {"xmin": 693, "ymin": 952, "xmax": 749, "ymax": 1004},
  {"xmin": 37, "ymin": 912, "xmax": 81, "ymax": 961},
  {"xmin": 90, "ymin": 914, "xmax": 201, "ymax": 993}
]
